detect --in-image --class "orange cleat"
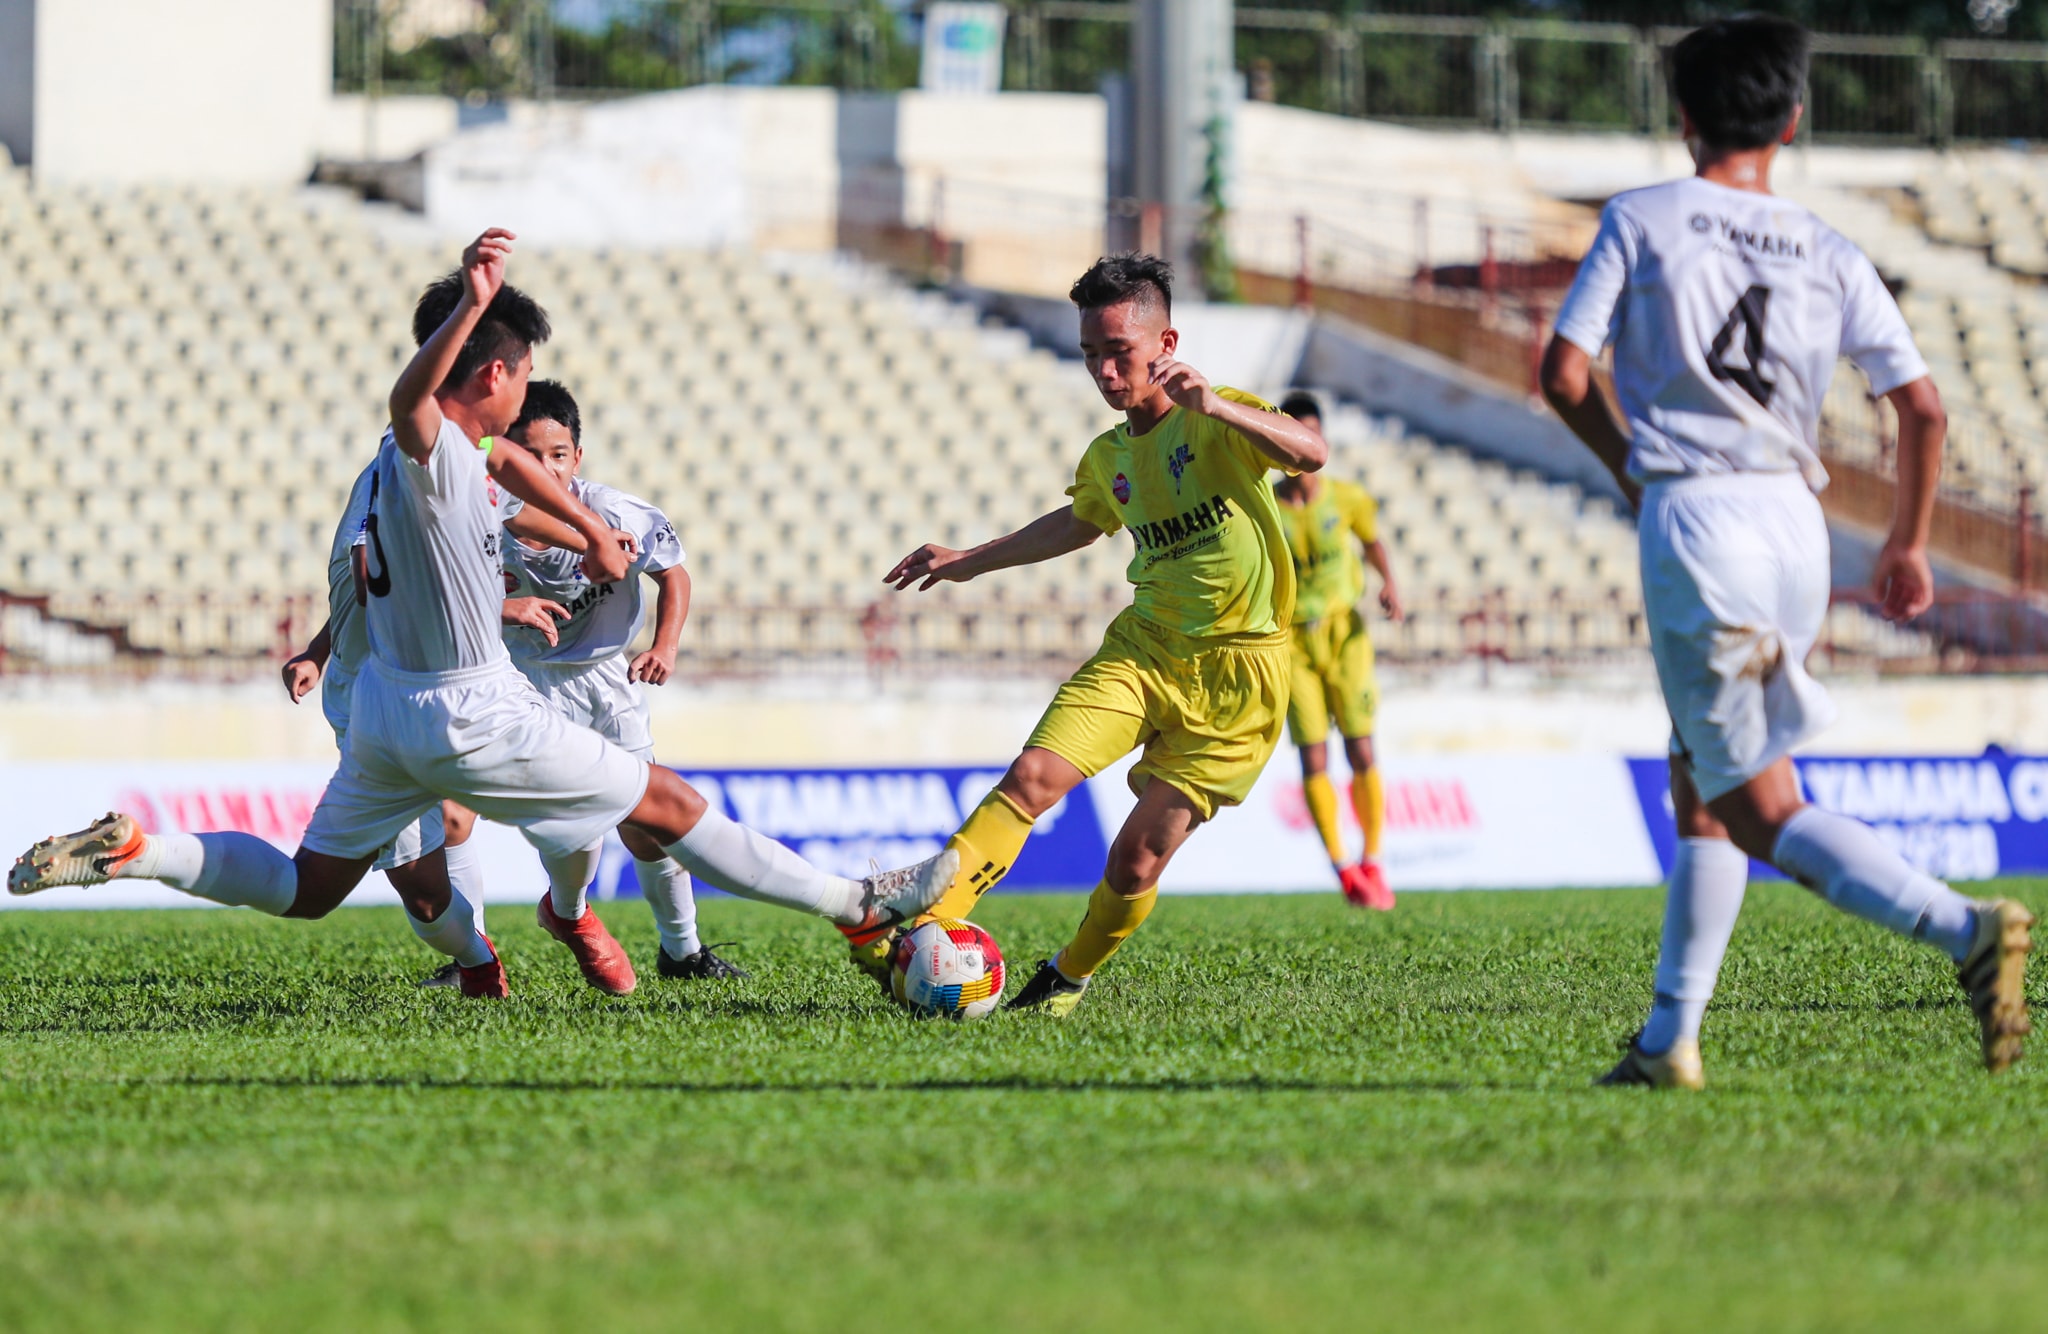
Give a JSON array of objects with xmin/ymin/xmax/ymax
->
[
  {"xmin": 458, "ymin": 937, "xmax": 510, "ymax": 999},
  {"xmin": 535, "ymin": 895, "xmax": 638, "ymax": 995}
]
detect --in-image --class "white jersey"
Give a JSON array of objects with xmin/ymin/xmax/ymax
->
[
  {"xmin": 362, "ymin": 419, "xmax": 515, "ymax": 675},
  {"xmin": 1553, "ymin": 176, "xmax": 1927, "ymax": 491},
  {"xmin": 326, "ymin": 461, "xmax": 377, "ymax": 679},
  {"xmin": 501, "ymin": 477, "xmax": 684, "ymax": 667}
]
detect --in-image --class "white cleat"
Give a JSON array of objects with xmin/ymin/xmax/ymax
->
[
  {"xmin": 839, "ymin": 848, "xmax": 960, "ymax": 948},
  {"xmin": 9, "ymin": 812, "xmax": 146, "ymax": 896}
]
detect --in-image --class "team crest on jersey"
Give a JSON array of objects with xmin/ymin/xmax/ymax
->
[
  {"xmin": 1689, "ymin": 213, "xmax": 1711, "ymax": 234},
  {"xmin": 1167, "ymin": 444, "xmax": 1195, "ymax": 493},
  {"xmin": 1112, "ymin": 472, "xmax": 1131, "ymax": 504}
]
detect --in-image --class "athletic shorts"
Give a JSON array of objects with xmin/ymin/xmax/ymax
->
[
  {"xmin": 1024, "ymin": 607, "xmax": 1289, "ymax": 822},
  {"xmin": 1641, "ymin": 470, "xmax": 1837, "ymax": 803},
  {"xmin": 1284, "ymin": 608, "xmax": 1378, "ymax": 747},
  {"xmin": 515, "ymin": 654, "xmax": 656, "ymax": 763},
  {"xmin": 319, "ymin": 658, "xmax": 444, "ymax": 873},
  {"xmin": 300, "ymin": 656, "xmax": 652, "ymax": 862}
]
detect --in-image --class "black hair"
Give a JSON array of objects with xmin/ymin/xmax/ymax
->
[
  {"xmin": 508, "ymin": 378, "xmax": 581, "ymax": 447},
  {"xmin": 411, "ymin": 272, "xmax": 552, "ymax": 393},
  {"xmin": 1669, "ymin": 15, "xmax": 1809, "ymax": 152},
  {"xmin": 1279, "ymin": 391, "xmax": 1322, "ymax": 421},
  {"xmin": 1070, "ymin": 252, "xmax": 1172, "ymax": 318}
]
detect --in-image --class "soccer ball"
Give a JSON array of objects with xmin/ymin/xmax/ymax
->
[{"xmin": 889, "ymin": 918, "xmax": 1006, "ymax": 1019}]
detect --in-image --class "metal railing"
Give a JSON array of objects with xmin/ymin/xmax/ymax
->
[{"xmin": 333, "ymin": 2, "xmax": 2048, "ymax": 145}]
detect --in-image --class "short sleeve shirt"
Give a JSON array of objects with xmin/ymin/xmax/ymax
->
[
  {"xmin": 1066, "ymin": 387, "xmax": 1296, "ymax": 637},
  {"xmin": 1275, "ymin": 479, "xmax": 1378, "ymax": 626},
  {"xmin": 501, "ymin": 478, "xmax": 684, "ymax": 667},
  {"xmin": 1552, "ymin": 176, "xmax": 1926, "ymax": 491}
]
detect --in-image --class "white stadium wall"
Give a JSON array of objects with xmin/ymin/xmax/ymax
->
[{"xmin": 2, "ymin": 0, "xmax": 330, "ymax": 183}]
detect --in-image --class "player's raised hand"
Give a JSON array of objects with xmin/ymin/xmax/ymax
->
[
  {"xmin": 281, "ymin": 653, "xmax": 321, "ymax": 703},
  {"xmin": 1872, "ymin": 538, "xmax": 1935, "ymax": 622},
  {"xmin": 885, "ymin": 543, "xmax": 969, "ymax": 592},
  {"xmin": 630, "ymin": 645, "xmax": 676, "ymax": 686},
  {"xmin": 503, "ymin": 596, "xmax": 571, "ymax": 647},
  {"xmin": 461, "ymin": 228, "xmax": 516, "ymax": 307},
  {"xmin": 1147, "ymin": 356, "xmax": 1220, "ymax": 416}
]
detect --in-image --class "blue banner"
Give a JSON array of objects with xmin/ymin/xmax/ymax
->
[
  {"xmin": 595, "ymin": 765, "xmax": 1111, "ymax": 900},
  {"xmin": 1629, "ymin": 748, "xmax": 2048, "ymax": 881}
]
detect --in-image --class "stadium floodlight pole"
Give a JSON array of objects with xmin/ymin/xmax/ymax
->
[{"xmin": 1131, "ymin": 0, "xmax": 1234, "ymax": 293}]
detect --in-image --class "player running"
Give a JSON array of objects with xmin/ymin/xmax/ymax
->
[
  {"xmin": 1540, "ymin": 16, "xmax": 2031, "ymax": 1086},
  {"xmin": 878, "ymin": 253, "xmax": 1327, "ymax": 1014},
  {"xmin": 497, "ymin": 379, "xmax": 744, "ymax": 985},
  {"xmin": 1271, "ymin": 391, "xmax": 1402, "ymax": 911},
  {"xmin": 9, "ymin": 229, "xmax": 956, "ymax": 995}
]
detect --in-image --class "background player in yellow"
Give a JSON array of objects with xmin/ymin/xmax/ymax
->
[
  {"xmin": 1272, "ymin": 391, "xmax": 1404, "ymax": 912},
  {"xmin": 878, "ymin": 253, "xmax": 1328, "ymax": 1014}
]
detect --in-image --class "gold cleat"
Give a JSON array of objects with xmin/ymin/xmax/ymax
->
[
  {"xmin": 1958, "ymin": 898, "xmax": 2033, "ymax": 1075},
  {"xmin": 1596, "ymin": 1036, "xmax": 1704, "ymax": 1090},
  {"xmin": 8, "ymin": 812, "xmax": 146, "ymax": 896}
]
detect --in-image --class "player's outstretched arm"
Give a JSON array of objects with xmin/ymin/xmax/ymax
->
[
  {"xmin": 488, "ymin": 444, "xmax": 631, "ymax": 584},
  {"xmin": 885, "ymin": 505, "xmax": 1102, "ymax": 592},
  {"xmin": 1149, "ymin": 357, "xmax": 1327, "ymax": 472},
  {"xmin": 1539, "ymin": 335, "xmax": 1641, "ymax": 511},
  {"xmin": 390, "ymin": 228, "xmax": 514, "ymax": 464},
  {"xmin": 631, "ymin": 567, "xmax": 691, "ymax": 685},
  {"xmin": 504, "ymin": 505, "xmax": 639, "ymax": 561},
  {"xmin": 281, "ymin": 619, "xmax": 332, "ymax": 703},
  {"xmin": 1872, "ymin": 375, "xmax": 1946, "ymax": 622}
]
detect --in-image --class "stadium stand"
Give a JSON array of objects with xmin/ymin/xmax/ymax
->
[{"xmin": 0, "ymin": 163, "xmax": 1939, "ymax": 674}]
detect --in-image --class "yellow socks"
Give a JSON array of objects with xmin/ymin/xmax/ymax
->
[
  {"xmin": 926, "ymin": 788, "xmax": 1037, "ymax": 921},
  {"xmin": 1302, "ymin": 772, "xmax": 1346, "ymax": 866},
  {"xmin": 1056, "ymin": 877, "xmax": 1158, "ymax": 979},
  {"xmin": 1352, "ymin": 766, "xmax": 1385, "ymax": 861}
]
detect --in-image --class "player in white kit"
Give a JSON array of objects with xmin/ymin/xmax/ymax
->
[
  {"xmin": 1541, "ymin": 16, "xmax": 2032, "ymax": 1087},
  {"xmin": 9, "ymin": 229, "xmax": 958, "ymax": 997},
  {"xmin": 497, "ymin": 378, "xmax": 744, "ymax": 985}
]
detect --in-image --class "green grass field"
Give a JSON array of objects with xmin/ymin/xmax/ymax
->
[{"xmin": 3, "ymin": 884, "xmax": 2045, "ymax": 1333}]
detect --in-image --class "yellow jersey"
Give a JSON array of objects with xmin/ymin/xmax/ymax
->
[
  {"xmin": 1274, "ymin": 478, "xmax": 1378, "ymax": 626},
  {"xmin": 1067, "ymin": 387, "xmax": 1296, "ymax": 638}
]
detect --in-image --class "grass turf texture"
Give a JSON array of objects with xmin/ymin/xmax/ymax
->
[{"xmin": 3, "ymin": 886, "xmax": 2045, "ymax": 1333}]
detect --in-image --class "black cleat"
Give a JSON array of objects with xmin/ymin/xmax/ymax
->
[
  {"xmin": 656, "ymin": 943, "xmax": 749, "ymax": 980},
  {"xmin": 1003, "ymin": 958, "xmax": 1088, "ymax": 1016},
  {"xmin": 417, "ymin": 961, "xmax": 464, "ymax": 989}
]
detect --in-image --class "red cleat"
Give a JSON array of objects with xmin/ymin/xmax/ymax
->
[
  {"xmin": 1337, "ymin": 862, "xmax": 1375, "ymax": 909},
  {"xmin": 1355, "ymin": 860, "xmax": 1396, "ymax": 912},
  {"xmin": 536, "ymin": 894, "xmax": 638, "ymax": 995},
  {"xmin": 458, "ymin": 937, "xmax": 510, "ymax": 999}
]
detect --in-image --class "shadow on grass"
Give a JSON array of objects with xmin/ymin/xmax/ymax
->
[{"xmin": 153, "ymin": 1074, "xmax": 1530, "ymax": 1095}]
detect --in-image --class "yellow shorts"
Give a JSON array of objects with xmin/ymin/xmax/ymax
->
[
  {"xmin": 1285, "ymin": 608, "xmax": 1378, "ymax": 747},
  {"xmin": 1024, "ymin": 608, "xmax": 1290, "ymax": 822}
]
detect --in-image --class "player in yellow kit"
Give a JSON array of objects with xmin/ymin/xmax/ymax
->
[
  {"xmin": 1272, "ymin": 392, "xmax": 1404, "ymax": 911},
  {"xmin": 873, "ymin": 253, "xmax": 1328, "ymax": 1014}
]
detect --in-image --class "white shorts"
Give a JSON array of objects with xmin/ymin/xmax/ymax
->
[
  {"xmin": 515, "ymin": 655, "xmax": 656, "ymax": 762},
  {"xmin": 1641, "ymin": 471, "xmax": 1838, "ymax": 803},
  {"xmin": 300, "ymin": 656, "xmax": 652, "ymax": 863},
  {"xmin": 319, "ymin": 658, "xmax": 445, "ymax": 873}
]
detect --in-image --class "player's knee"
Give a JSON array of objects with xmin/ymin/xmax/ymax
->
[
  {"xmin": 630, "ymin": 766, "xmax": 709, "ymax": 844},
  {"xmin": 1346, "ymin": 737, "xmax": 1375, "ymax": 772},
  {"xmin": 441, "ymin": 803, "xmax": 477, "ymax": 846},
  {"xmin": 1298, "ymin": 743, "xmax": 1328, "ymax": 775},
  {"xmin": 618, "ymin": 823, "xmax": 663, "ymax": 861},
  {"xmin": 1002, "ymin": 750, "xmax": 1074, "ymax": 817}
]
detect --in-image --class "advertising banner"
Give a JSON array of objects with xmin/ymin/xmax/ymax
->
[
  {"xmin": 920, "ymin": 3, "xmax": 1007, "ymax": 95},
  {"xmin": 1627, "ymin": 748, "xmax": 2048, "ymax": 882}
]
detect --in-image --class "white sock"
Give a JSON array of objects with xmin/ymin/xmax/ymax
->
[
  {"xmin": 120, "ymin": 832, "xmax": 296, "ymax": 915},
  {"xmin": 405, "ymin": 885, "xmax": 495, "ymax": 967},
  {"xmin": 635, "ymin": 856, "xmax": 700, "ymax": 958},
  {"xmin": 1639, "ymin": 837, "xmax": 1749, "ymax": 1054},
  {"xmin": 663, "ymin": 807, "xmax": 861, "ymax": 923},
  {"xmin": 443, "ymin": 836, "xmax": 489, "ymax": 938},
  {"xmin": 1773, "ymin": 805, "xmax": 1979, "ymax": 961},
  {"xmin": 542, "ymin": 842, "xmax": 604, "ymax": 921}
]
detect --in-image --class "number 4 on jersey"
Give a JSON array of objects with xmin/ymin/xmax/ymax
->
[{"xmin": 1706, "ymin": 285, "xmax": 1775, "ymax": 408}]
